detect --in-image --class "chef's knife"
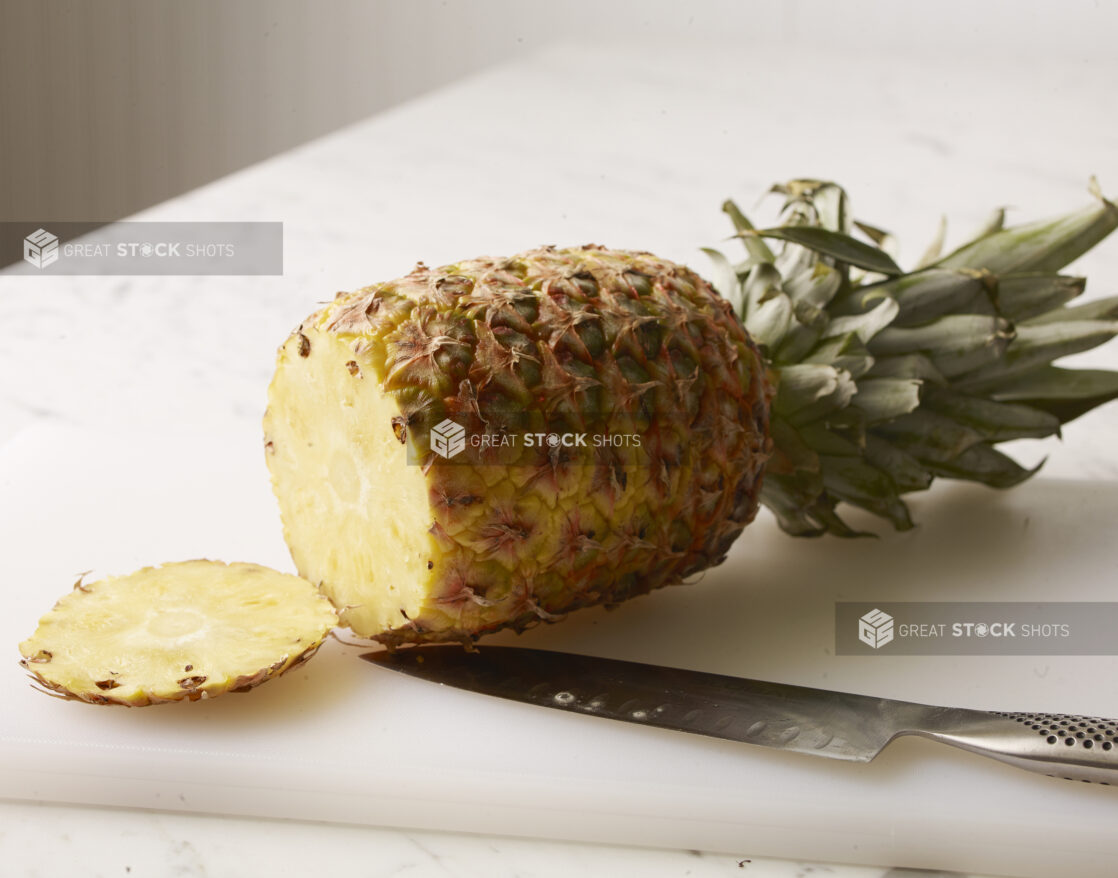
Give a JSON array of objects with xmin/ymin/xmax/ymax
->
[{"xmin": 364, "ymin": 645, "xmax": 1118, "ymax": 785}]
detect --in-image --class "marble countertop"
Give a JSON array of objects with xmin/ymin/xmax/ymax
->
[
  {"xmin": 3, "ymin": 40, "xmax": 1116, "ymax": 877},
  {"xmin": 7, "ymin": 798, "xmax": 984, "ymax": 878},
  {"xmin": 0, "ymin": 800, "xmax": 901, "ymax": 878}
]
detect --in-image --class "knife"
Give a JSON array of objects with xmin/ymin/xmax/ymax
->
[{"xmin": 363, "ymin": 645, "xmax": 1118, "ymax": 785}]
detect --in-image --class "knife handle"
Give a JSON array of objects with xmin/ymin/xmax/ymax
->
[{"xmin": 908, "ymin": 708, "xmax": 1118, "ymax": 785}]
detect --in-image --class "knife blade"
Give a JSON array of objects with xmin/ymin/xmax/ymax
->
[{"xmin": 363, "ymin": 645, "xmax": 1118, "ymax": 785}]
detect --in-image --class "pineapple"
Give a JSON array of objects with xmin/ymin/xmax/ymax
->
[
  {"xmin": 19, "ymin": 561, "xmax": 337, "ymax": 705},
  {"xmin": 265, "ymin": 180, "xmax": 1118, "ymax": 646},
  {"xmin": 265, "ymin": 247, "xmax": 770, "ymax": 646}
]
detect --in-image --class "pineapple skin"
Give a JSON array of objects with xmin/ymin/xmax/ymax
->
[{"xmin": 265, "ymin": 246, "xmax": 772, "ymax": 646}]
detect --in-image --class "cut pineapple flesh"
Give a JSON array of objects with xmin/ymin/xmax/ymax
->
[
  {"xmin": 19, "ymin": 560, "xmax": 337, "ymax": 706},
  {"xmin": 264, "ymin": 327, "xmax": 437, "ymax": 638}
]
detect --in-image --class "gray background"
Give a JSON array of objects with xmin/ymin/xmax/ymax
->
[{"xmin": 2, "ymin": 0, "xmax": 1116, "ymax": 233}]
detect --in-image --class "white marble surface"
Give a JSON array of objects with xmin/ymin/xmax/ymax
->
[
  {"xmin": 2, "ymin": 799, "xmax": 979, "ymax": 878},
  {"xmin": 3, "ymin": 40, "xmax": 1116, "ymax": 877}
]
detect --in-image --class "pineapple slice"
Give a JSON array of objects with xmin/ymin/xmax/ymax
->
[{"xmin": 19, "ymin": 560, "xmax": 337, "ymax": 706}]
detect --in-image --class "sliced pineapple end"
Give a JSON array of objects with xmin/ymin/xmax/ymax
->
[
  {"xmin": 18, "ymin": 560, "xmax": 338, "ymax": 706},
  {"xmin": 264, "ymin": 326, "xmax": 437, "ymax": 639}
]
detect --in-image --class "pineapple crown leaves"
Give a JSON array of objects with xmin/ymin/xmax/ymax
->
[{"xmin": 705, "ymin": 178, "xmax": 1118, "ymax": 537}]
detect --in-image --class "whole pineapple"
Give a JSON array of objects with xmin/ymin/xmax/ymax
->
[
  {"xmin": 265, "ymin": 181, "xmax": 1118, "ymax": 646},
  {"xmin": 265, "ymin": 247, "xmax": 771, "ymax": 646}
]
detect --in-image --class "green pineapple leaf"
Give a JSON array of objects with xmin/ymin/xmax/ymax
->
[
  {"xmin": 745, "ymin": 226, "xmax": 903, "ymax": 276},
  {"xmin": 708, "ymin": 178, "xmax": 1118, "ymax": 536}
]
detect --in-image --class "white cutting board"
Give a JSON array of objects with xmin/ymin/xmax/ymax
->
[{"xmin": 2, "ymin": 423, "xmax": 1118, "ymax": 877}]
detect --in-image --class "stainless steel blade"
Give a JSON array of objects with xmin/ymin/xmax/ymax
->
[
  {"xmin": 364, "ymin": 645, "xmax": 919, "ymax": 762},
  {"xmin": 364, "ymin": 646, "xmax": 1118, "ymax": 784}
]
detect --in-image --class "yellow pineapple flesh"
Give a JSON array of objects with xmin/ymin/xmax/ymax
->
[
  {"xmin": 19, "ymin": 560, "xmax": 338, "ymax": 706},
  {"xmin": 264, "ymin": 321, "xmax": 437, "ymax": 639}
]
